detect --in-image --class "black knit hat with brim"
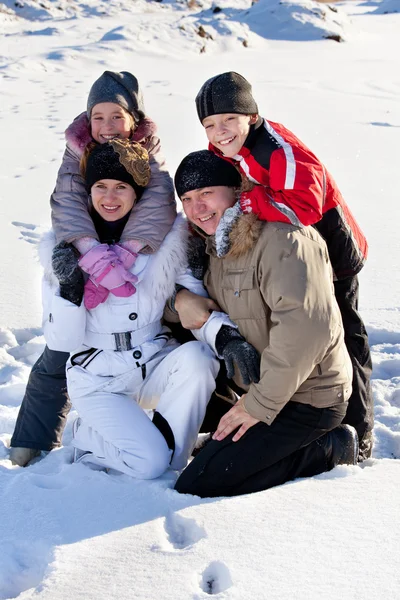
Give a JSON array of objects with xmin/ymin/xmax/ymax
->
[
  {"xmin": 85, "ymin": 140, "xmax": 150, "ymax": 199},
  {"xmin": 174, "ymin": 150, "xmax": 242, "ymax": 198},
  {"xmin": 196, "ymin": 72, "xmax": 258, "ymax": 123},
  {"xmin": 87, "ymin": 71, "xmax": 145, "ymax": 121}
]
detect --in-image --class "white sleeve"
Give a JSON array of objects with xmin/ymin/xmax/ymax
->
[
  {"xmin": 191, "ymin": 311, "xmax": 238, "ymax": 357},
  {"xmin": 175, "ymin": 266, "xmax": 209, "ymax": 298},
  {"xmin": 175, "ymin": 267, "xmax": 238, "ymax": 355},
  {"xmin": 42, "ymin": 279, "xmax": 86, "ymax": 352}
]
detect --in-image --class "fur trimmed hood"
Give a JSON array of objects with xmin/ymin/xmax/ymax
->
[
  {"xmin": 65, "ymin": 112, "xmax": 158, "ymax": 158},
  {"xmin": 205, "ymin": 213, "xmax": 263, "ymax": 259}
]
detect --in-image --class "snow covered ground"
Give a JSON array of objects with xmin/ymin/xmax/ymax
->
[{"xmin": 0, "ymin": 1, "xmax": 399, "ymax": 598}]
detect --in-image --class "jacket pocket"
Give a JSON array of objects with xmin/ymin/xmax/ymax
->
[
  {"xmin": 221, "ymin": 267, "xmax": 255, "ymax": 296},
  {"xmin": 310, "ymin": 384, "xmax": 348, "ymax": 408},
  {"xmin": 221, "ymin": 267, "xmax": 265, "ymax": 319}
]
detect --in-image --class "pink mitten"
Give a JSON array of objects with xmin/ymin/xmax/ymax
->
[
  {"xmin": 78, "ymin": 244, "xmax": 137, "ymax": 295},
  {"xmin": 83, "ymin": 279, "xmax": 109, "ymax": 310},
  {"xmin": 113, "ymin": 244, "xmax": 138, "ymax": 270},
  {"xmin": 110, "ymin": 281, "xmax": 137, "ymax": 298}
]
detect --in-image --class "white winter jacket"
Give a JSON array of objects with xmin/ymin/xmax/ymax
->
[{"xmin": 40, "ymin": 215, "xmax": 233, "ymax": 365}]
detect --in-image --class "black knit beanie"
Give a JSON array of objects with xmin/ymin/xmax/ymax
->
[
  {"xmin": 87, "ymin": 71, "xmax": 145, "ymax": 121},
  {"xmin": 195, "ymin": 72, "xmax": 258, "ymax": 123},
  {"xmin": 174, "ymin": 150, "xmax": 241, "ymax": 198},
  {"xmin": 85, "ymin": 140, "xmax": 150, "ymax": 199}
]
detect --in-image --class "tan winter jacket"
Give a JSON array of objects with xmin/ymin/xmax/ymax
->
[
  {"xmin": 204, "ymin": 214, "xmax": 353, "ymax": 425},
  {"xmin": 50, "ymin": 113, "xmax": 177, "ymax": 252}
]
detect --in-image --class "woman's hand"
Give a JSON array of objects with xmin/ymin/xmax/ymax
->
[
  {"xmin": 175, "ymin": 289, "xmax": 220, "ymax": 329},
  {"xmin": 212, "ymin": 396, "xmax": 260, "ymax": 442}
]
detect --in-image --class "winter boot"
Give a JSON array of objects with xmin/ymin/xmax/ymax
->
[
  {"xmin": 9, "ymin": 446, "xmax": 40, "ymax": 467},
  {"xmin": 326, "ymin": 424, "xmax": 359, "ymax": 467},
  {"xmin": 358, "ymin": 430, "xmax": 373, "ymax": 462}
]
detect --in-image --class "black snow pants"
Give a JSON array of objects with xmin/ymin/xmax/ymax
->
[
  {"xmin": 334, "ymin": 276, "xmax": 373, "ymax": 444},
  {"xmin": 175, "ymin": 401, "xmax": 348, "ymax": 498},
  {"xmin": 10, "ymin": 346, "xmax": 70, "ymax": 451}
]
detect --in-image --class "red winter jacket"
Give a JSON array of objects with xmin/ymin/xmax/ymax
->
[{"xmin": 209, "ymin": 117, "xmax": 368, "ymax": 279}]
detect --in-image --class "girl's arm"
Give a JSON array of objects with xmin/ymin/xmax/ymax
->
[
  {"xmin": 120, "ymin": 139, "xmax": 177, "ymax": 253},
  {"xmin": 50, "ymin": 146, "xmax": 99, "ymax": 245}
]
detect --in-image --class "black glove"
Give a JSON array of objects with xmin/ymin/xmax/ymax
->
[
  {"xmin": 52, "ymin": 242, "xmax": 84, "ymax": 307},
  {"xmin": 187, "ymin": 234, "xmax": 208, "ymax": 280},
  {"xmin": 216, "ymin": 325, "xmax": 260, "ymax": 386}
]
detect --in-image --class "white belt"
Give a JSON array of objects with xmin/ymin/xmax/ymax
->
[{"xmin": 83, "ymin": 321, "xmax": 163, "ymax": 351}]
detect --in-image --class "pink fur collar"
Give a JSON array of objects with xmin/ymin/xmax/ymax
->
[{"xmin": 64, "ymin": 112, "xmax": 158, "ymax": 158}]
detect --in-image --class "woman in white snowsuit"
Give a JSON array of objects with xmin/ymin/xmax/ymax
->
[
  {"xmin": 40, "ymin": 139, "xmax": 243, "ymax": 477},
  {"xmin": 10, "ymin": 70, "xmax": 177, "ymax": 466}
]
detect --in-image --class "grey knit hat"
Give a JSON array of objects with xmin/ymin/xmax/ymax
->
[
  {"xmin": 87, "ymin": 71, "xmax": 145, "ymax": 121},
  {"xmin": 174, "ymin": 150, "xmax": 241, "ymax": 198},
  {"xmin": 195, "ymin": 72, "xmax": 258, "ymax": 123}
]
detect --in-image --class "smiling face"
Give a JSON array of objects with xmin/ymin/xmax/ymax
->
[
  {"xmin": 90, "ymin": 103, "xmax": 134, "ymax": 144},
  {"xmin": 91, "ymin": 179, "xmax": 136, "ymax": 221},
  {"xmin": 202, "ymin": 113, "xmax": 257, "ymax": 158},
  {"xmin": 181, "ymin": 186, "xmax": 237, "ymax": 235}
]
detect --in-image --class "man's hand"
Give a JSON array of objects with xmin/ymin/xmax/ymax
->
[
  {"xmin": 175, "ymin": 289, "xmax": 220, "ymax": 329},
  {"xmin": 212, "ymin": 396, "xmax": 260, "ymax": 442},
  {"xmin": 216, "ymin": 326, "xmax": 260, "ymax": 385}
]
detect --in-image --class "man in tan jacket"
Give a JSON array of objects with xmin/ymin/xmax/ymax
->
[{"xmin": 173, "ymin": 150, "xmax": 358, "ymax": 498}]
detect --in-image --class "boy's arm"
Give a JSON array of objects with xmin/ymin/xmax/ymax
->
[
  {"xmin": 230, "ymin": 117, "xmax": 329, "ymax": 227},
  {"xmin": 240, "ymin": 143, "xmax": 326, "ymax": 227},
  {"xmin": 50, "ymin": 146, "xmax": 99, "ymax": 244},
  {"xmin": 120, "ymin": 140, "xmax": 177, "ymax": 253}
]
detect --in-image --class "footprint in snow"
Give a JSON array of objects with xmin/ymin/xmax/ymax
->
[
  {"xmin": 28, "ymin": 472, "xmax": 67, "ymax": 490},
  {"xmin": 0, "ymin": 540, "xmax": 54, "ymax": 600},
  {"xmin": 196, "ymin": 561, "xmax": 234, "ymax": 596},
  {"xmin": 153, "ymin": 511, "xmax": 206, "ymax": 552},
  {"xmin": 8, "ymin": 326, "xmax": 42, "ymax": 347}
]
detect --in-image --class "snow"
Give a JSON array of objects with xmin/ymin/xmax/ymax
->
[
  {"xmin": 373, "ymin": 0, "xmax": 400, "ymax": 14},
  {"xmin": 1, "ymin": 1, "xmax": 400, "ymax": 598}
]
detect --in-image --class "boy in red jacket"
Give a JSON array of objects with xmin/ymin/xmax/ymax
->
[{"xmin": 195, "ymin": 71, "xmax": 373, "ymax": 460}]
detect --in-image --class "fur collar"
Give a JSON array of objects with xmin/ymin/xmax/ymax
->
[
  {"xmin": 227, "ymin": 213, "xmax": 263, "ymax": 258},
  {"xmin": 139, "ymin": 214, "xmax": 188, "ymax": 303},
  {"xmin": 206, "ymin": 213, "xmax": 263, "ymax": 259},
  {"xmin": 65, "ymin": 112, "xmax": 158, "ymax": 158},
  {"xmin": 215, "ymin": 201, "xmax": 242, "ymax": 257}
]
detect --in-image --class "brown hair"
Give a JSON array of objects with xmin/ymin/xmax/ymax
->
[{"xmin": 80, "ymin": 141, "xmax": 98, "ymax": 178}]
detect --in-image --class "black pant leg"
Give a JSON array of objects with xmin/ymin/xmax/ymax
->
[
  {"xmin": 334, "ymin": 276, "xmax": 373, "ymax": 442},
  {"xmin": 175, "ymin": 402, "xmax": 347, "ymax": 498},
  {"xmin": 11, "ymin": 346, "xmax": 70, "ymax": 451}
]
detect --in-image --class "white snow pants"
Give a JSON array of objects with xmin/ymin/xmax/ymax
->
[{"xmin": 68, "ymin": 340, "xmax": 219, "ymax": 478}]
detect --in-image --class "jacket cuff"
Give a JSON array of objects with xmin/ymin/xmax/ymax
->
[
  {"xmin": 192, "ymin": 311, "xmax": 238, "ymax": 357},
  {"xmin": 243, "ymin": 391, "xmax": 281, "ymax": 425}
]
